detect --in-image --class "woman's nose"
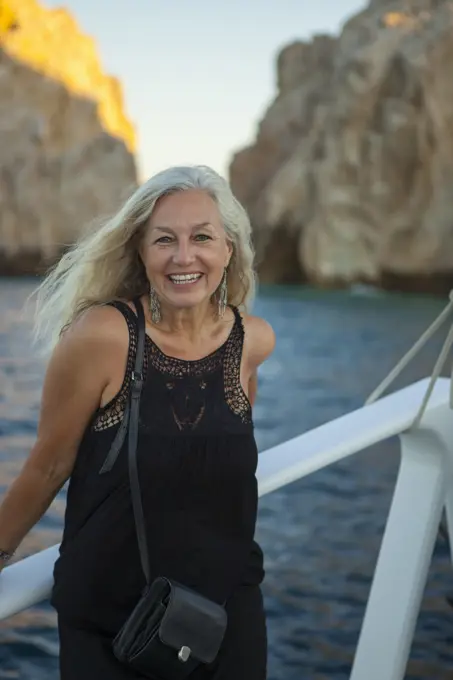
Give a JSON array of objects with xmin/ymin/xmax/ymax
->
[{"xmin": 173, "ymin": 240, "xmax": 195, "ymax": 266}]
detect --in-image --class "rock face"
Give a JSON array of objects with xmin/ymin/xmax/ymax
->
[
  {"xmin": 229, "ymin": 0, "xmax": 453, "ymax": 293},
  {"xmin": 0, "ymin": 0, "xmax": 137, "ymax": 275}
]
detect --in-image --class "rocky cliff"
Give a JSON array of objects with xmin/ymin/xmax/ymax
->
[
  {"xmin": 230, "ymin": 0, "xmax": 453, "ymax": 294},
  {"xmin": 0, "ymin": 0, "xmax": 137, "ymax": 275}
]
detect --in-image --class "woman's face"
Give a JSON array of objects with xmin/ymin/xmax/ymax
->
[{"xmin": 140, "ymin": 190, "xmax": 232, "ymax": 313}]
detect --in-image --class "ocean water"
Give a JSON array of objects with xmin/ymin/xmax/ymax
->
[{"xmin": 1, "ymin": 279, "xmax": 453, "ymax": 679}]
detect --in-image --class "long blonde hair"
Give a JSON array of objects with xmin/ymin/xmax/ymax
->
[{"xmin": 31, "ymin": 165, "xmax": 256, "ymax": 356}]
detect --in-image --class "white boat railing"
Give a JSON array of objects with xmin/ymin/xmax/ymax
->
[{"xmin": 1, "ymin": 376, "xmax": 453, "ymax": 680}]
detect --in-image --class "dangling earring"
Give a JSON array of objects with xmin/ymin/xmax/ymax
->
[
  {"xmin": 149, "ymin": 286, "xmax": 161, "ymax": 324},
  {"xmin": 218, "ymin": 268, "xmax": 228, "ymax": 318}
]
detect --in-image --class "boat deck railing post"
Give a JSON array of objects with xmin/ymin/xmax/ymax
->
[{"xmin": 350, "ymin": 406, "xmax": 453, "ymax": 680}]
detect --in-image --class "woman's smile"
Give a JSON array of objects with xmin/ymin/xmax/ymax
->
[{"xmin": 166, "ymin": 272, "xmax": 204, "ymax": 287}]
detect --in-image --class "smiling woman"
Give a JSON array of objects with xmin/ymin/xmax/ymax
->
[
  {"xmin": 0, "ymin": 165, "xmax": 275, "ymax": 680},
  {"xmin": 141, "ymin": 190, "xmax": 233, "ymax": 322}
]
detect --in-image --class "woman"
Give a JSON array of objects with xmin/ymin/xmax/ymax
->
[{"xmin": 0, "ymin": 165, "xmax": 275, "ymax": 679}]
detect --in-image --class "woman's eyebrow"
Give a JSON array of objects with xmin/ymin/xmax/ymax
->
[{"xmin": 151, "ymin": 222, "xmax": 213, "ymax": 232}]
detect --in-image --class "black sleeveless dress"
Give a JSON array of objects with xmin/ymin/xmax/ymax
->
[{"xmin": 51, "ymin": 300, "xmax": 267, "ymax": 679}]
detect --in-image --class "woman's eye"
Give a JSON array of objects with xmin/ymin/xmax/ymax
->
[
  {"xmin": 156, "ymin": 236, "xmax": 172, "ymax": 244},
  {"xmin": 194, "ymin": 234, "xmax": 211, "ymax": 242}
]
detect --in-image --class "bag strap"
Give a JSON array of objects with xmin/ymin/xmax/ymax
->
[
  {"xmin": 128, "ymin": 296, "xmax": 151, "ymax": 584},
  {"xmin": 99, "ymin": 301, "xmax": 138, "ymax": 474}
]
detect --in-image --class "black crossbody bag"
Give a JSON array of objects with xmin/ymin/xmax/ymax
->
[{"xmin": 111, "ymin": 298, "xmax": 228, "ymax": 678}]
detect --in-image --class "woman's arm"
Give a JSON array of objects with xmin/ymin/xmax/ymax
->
[
  {"xmin": 244, "ymin": 315, "xmax": 276, "ymax": 407},
  {"xmin": 0, "ymin": 306, "xmax": 123, "ymax": 570}
]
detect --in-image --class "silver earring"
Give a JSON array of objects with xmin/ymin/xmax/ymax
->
[
  {"xmin": 149, "ymin": 286, "xmax": 161, "ymax": 323},
  {"xmin": 218, "ymin": 269, "xmax": 228, "ymax": 318}
]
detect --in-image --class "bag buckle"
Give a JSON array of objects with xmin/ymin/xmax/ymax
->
[{"xmin": 178, "ymin": 646, "xmax": 191, "ymax": 663}]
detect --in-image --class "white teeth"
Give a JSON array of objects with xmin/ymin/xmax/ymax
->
[{"xmin": 169, "ymin": 274, "xmax": 202, "ymax": 284}]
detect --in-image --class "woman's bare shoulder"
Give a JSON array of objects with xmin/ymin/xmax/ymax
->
[
  {"xmin": 63, "ymin": 302, "xmax": 129, "ymax": 347},
  {"xmin": 41, "ymin": 302, "xmax": 132, "ymax": 415},
  {"xmin": 240, "ymin": 312, "xmax": 276, "ymax": 369}
]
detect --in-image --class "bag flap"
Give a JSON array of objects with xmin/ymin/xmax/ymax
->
[{"xmin": 159, "ymin": 581, "xmax": 227, "ymax": 663}]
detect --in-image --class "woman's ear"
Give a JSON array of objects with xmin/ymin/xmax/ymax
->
[{"xmin": 226, "ymin": 240, "xmax": 233, "ymax": 268}]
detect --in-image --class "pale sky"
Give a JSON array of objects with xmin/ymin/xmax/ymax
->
[{"xmin": 45, "ymin": 0, "xmax": 366, "ymax": 180}]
